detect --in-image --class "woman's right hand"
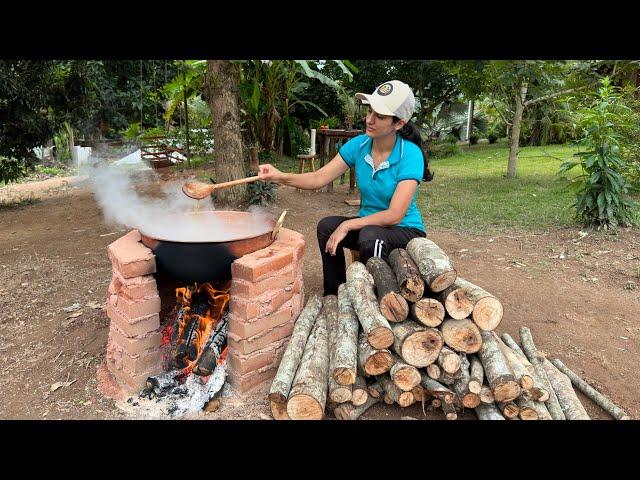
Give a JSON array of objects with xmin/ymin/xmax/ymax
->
[{"xmin": 258, "ymin": 163, "xmax": 284, "ymax": 183}]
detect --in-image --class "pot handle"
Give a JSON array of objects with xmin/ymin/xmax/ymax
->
[{"xmin": 271, "ymin": 210, "xmax": 287, "ymax": 240}]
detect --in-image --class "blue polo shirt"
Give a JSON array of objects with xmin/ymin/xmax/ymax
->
[{"xmin": 339, "ymin": 134, "xmax": 425, "ymax": 232}]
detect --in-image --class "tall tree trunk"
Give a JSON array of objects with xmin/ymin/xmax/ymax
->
[
  {"xmin": 205, "ymin": 60, "xmax": 248, "ymax": 205},
  {"xmin": 507, "ymin": 82, "xmax": 528, "ymax": 178}
]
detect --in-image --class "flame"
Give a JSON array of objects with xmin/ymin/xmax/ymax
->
[{"xmin": 172, "ymin": 281, "xmax": 230, "ymax": 370}]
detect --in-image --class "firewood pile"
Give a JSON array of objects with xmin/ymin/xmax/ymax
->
[{"xmin": 269, "ymin": 238, "xmax": 630, "ymax": 421}]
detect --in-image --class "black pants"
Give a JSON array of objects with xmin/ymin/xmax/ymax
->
[{"xmin": 317, "ymin": 216, "xmax": 426, "ymax": 296}]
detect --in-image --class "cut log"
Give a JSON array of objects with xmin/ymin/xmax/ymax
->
[
  {"xmin": 431, "ymin": 398, "xmax": 442, "ymax": 409},
  {"xmin": 437, "ymin": 346, "xmax": 462, "ymax": 375},
  {"xmin": 500, "ymin": 332, "xmax": 550, "ymax": 402},
  {"xmin": 346, "ymin": 261, "xmax": 394, "ymax": 349},
  {"xmin": 441, "ymin": 402, "xmax": 458, "ymax": 420},
  {"xmin": 367, "ymin": 381, "xmax": 384, "ymax": 399},
  {"xmin": 333, "ymin": 284, "xmax": 359, "ymax": 386},
  {"xmin": 498, "ymin": 401, "xmax": 520, "ymax": 419},
  {"xmin": 412, "ymin": 385, "xmax": 428, "ymax": 403},
  {"xmin": 542, "ymin": 358, "xmax": 590, "ymax": 420},
  {"xmin": 531, "ymin": 400, "xmax": 553, "ymax": 420},
  {"xmin": 440, "ymin": 318, "xmax": 482, "ymax": 354},
  {"xmin": 286, "ymin": 305, "xmax": 330, "ymax": 420},
  {"xmin": 326, "ymin": 295, "xmax": 353, "ymax": 404},
  {"xmin": 452, "ymin": 354, "xmax": 480, "ymax": 409},
  {"xmin": 480, "ymin": 385, "xmax": 495, "ymax": 404},
  {"xmin": 391, "ymin": 320, "xmax": 443, "ymax": 367},
  {"xmin": 358, "ymin": 330, "xmax": 394, "ymax": 376},
  {"xmin": 438, "ymin": 277, "xmax": 503, "ymax": 330},
  {"xmin": 270, "ymin": 400, "xmax": 290, "ymax": 420},
  {"xmin": 494, "ymin": 333, "xmax": 534, "ymax": 390},
  {"xmin": 476, "ymin": 402, "xmax": 505, "ymax": 420},
  {"xmin": 390, "ymin": 355, "xmax": 422, "ymax": 392},
  {"xmin": 351, "ymin": 376, "xmax": 369, "ymax": 407},
  {"xmin": 519, "ymin": 327, "xmax": 566, "ymax": 421},
  {"xmin": 411, "ymin": 297, "xmax": 445, "ymax": 327},
  {"xmin": 426, "ymin": 363, "xmax": 441, "ymax": 380},
  {"xmin": 552, "ymin": 359, "xmax": 630, "ymax": 420},
  {"xmin": 269, "ymin": 294, "xmax": 322, "ymax": 403},
  {"xmin": 420, "ymin": 373, "xmax": 456, "ymax": 405},
  {"xmin": 516, "ymin": 397, "xmax": 540, "ymax": 420},
  {"xmin": 366, "ymin": 257, "xmax": 409, "ymax": 322},
  {"xmin": 405, "ymin": 238, "xmax": 457, "ymax": 292},
  {"xmin": 388, "ymin": 248, "xmax": 424, "ymax": 302},
  {"xmin": 380, "ymin": 375, "xmax": 415, "ymax": 407},
  {"xmin": 478, "ymin": 330, "xmax": 520, "ymax": 402},
  {"xmin": 468, "ymin": 355, "xmax": 484, "ymax": 394},
  {"xmin": 334, "ymin": 396, "xmax": 379, "ymax": 420}
]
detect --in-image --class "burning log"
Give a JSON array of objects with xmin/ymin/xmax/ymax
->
[
  {"xmin": 333, "ymin": 284, "xmax": 360, "ymax": 386},
  {"xmin": 334, "ymin": 396, "xmax": 379, "ymax": 420},
  {"xmin": 326, "ymin": 294, "xmax": 353, "ymax": 404},
  {"xmin": 269, "ymin": 295, "xmax": 322, "ymax": 404},
  {"xmin": 351, "ymin": 376, "xmax": 369, "ymax": 406},
  {"xmin": 437, "ymin": 277, "xmax": 503, "ymax": 331},
  {"xmin": 551, "ymin": 359, "xmax": 630, "ymax": 420},
  {"xmin": 192, "ymin": 315, "xmax": 228, "ymax": 376},
  {"xmin": 411, "ymin": 298, "xmax": 445, "ymax": 328},
  {"xmin": 366, "ymin": 257, "xmax": 409, "ymax": 323},
  {"xmin": 389, "ymin": 355, "xmax": 422, "ymax": 392},
  {"xmin": 346, "ymin": 261, "xmax": 394, "ymax": 349},
  {"xmin": 440, "ymin": 318, "xmax": 482, "ymax": 354},
  {"xmin": 542, "ymin": 358, "xmax": 590, "ymax": 420},
  {"xmin": 518, "ymin": 327, "xmax": 566, "ymax": 420},
  {"xmin": 358, "ymin": 330, "xmax": 394, "ymax": 376},
  {"xmin": 391, "ymin": 320, "xmax": 443, "ymax": 367},
  {"xmin": 388, "ymin": 248, "xmax": 424, "ymax": 302},
  {"xmin": 478, "ymin": 330, "xmax": 520, "ymax": 402},
  {"xmin": 287, "ymin": 303, "xmax": 331, "ymax": 420},
  {"xmin": 405, "ymin": 237, "xmax": 457, "ymax": 293},
  {"xmin": 476, "ymin": 402, "xmax": 505, "ymax": 420}
]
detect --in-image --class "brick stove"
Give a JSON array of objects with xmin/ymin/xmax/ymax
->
[{"xmin": 100, "ymin": 227, "xmax": 305, "ymax": 400}]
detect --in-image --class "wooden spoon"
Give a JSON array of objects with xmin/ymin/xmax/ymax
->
[{"xmin": 182, "ymin": 176, "xmax": 261, "ymax": 200}]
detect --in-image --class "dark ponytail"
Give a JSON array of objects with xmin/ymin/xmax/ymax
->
[{"xmin": 395, "ymin": 120, "xmax": 434, "ymax": 182}]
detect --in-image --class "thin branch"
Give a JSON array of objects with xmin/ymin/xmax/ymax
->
[
  {"xmin": 490, "ymin": 94, "xmax": 513, "ymax": 127},
  {"xmin": 524, "ymin": 84, "xmax": 591, "ymax": 107}
]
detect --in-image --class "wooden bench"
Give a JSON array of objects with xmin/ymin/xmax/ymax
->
[{"xmin": 141, "ymin": 136, "xmax": 185, "ymax": 169}]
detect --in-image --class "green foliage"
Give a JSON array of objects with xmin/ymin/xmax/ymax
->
[
  {"xmin": 432, "ymin": 141, "xmax": 461, "ymax": 158},
  {"xmin": 487, "ymin": 132, "xmax": 499, "ymax": 144},
  {"xmin": 468, "ymin": 134, "xmax": 479, "ymax": 145},
  {"xmin": 247, "ymin": 175, "xmax": 278, "ymax": 206},
  {"xmin": 559, "ymin": 77, "xmax": 639, "ymax": 229}
]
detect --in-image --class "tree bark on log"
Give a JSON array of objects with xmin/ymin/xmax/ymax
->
[
  {"xmin": 552, "ymin": 359, "xmax": 630, "ymax": 420},
  {"xmin": 498, "ymin": 401, "xmax": 520, "ymax": 419},
  {"xmin": 268, "ymin": 294, "xmax": 322, "ymax": 403},
  {"xmin": 326, "ymin": 295, "xmax": 352, "ymax": 403},
  {"xmin": 494, "ymin": 333, "xmax": 534, "ymax": 390},
  {"xmin": 437, "ymin": 346, "xmax": 462, "ymax": 375},
  {"xmin": 358, "ymin": 329, "xmax": 394, "ymax": 376},
  {"xmin": 270, "ymin": 400, "xmax": 290, "ymax": 420},
  {"xmin": 480, "ymin": 385, "xmax": 495, "ymax": 404},
  {"xmin": 438, "ymin": 277, "xmax": 503, "ymax": 330},
  {"xmin": 334, "ymin": 396, "xmax": 379, "ymax": 420},
  {"xmin": 519, "ymin": 327, "xmax": 566, "ymax": 420},
  {"xmin": 476, "ymin": 402, "xmax": 505, "ymax": 420},
  {"xmin": 366, "ymin": 257, "xmax": 409, "ymax": 323},
  {"xmin": 346, "ymin": 261, "xmax": 394, "ymax": 349},
  {"xmin": 286, "ymin": 305, "xmax": 330, "ymax": 420},
  {"xmin": 388, "ymin": 248, "xmax": 424, "ymax": 302},
  {"xmin": 440, "ymin": 318, "xmax": 482, "ymax": 354},
  {"xmin": 452, "ymin": 354, "xmax": 480, "ymax": 408},
  {"xmin": 333, "ymin": 284, "xmax": 359, "ymax": 386},
  {"xmin": 441, "ymin": 402, "xmax": 457, "ymax": 420},
  {"xmin": 367, "ymin": 381, "xmax": 384, "ymax": 399},
  {"xmin": 531, "ymin": 400, "xmax": 552, "ymax": 420},
  {"xmin": 411, "ymin": 298, "xmax": 445, "ymax": 327},
  {"xmin": 390, "ymin": 355, "xmax": 422, "ymax": 392},
  {"xmin": 468, "ymin": 355, "xmax": 484, "ymax": 394},
  {"xmin": 391, "ymin": 320, "xmax": 443, "ymax": 367},
  {"xmin": 542, "ymin": 358, "xmax": 590, "ymax": 420},
  {"xmin": 351, "ymin": 376, "xmax": 369, "ymax": 406},
  {"xmin": 478, "ymin": 330, "xmax": 520, "ymax": 402},
  {"xmin": 406, "ymin": 238, "xmax": 457, "ymax": 292},
  {"xmin": 516, "ymin": 397, "xmax": 540, "ymax": 420},
  {"xmin": 380, "ymin": 375, "xmax": 414, "ymax": 407},
  {"xmin": 500, "ymin": 333, "xmax": 549, "ymax": 402},
  {"xmin": 420, "ymin": 373, "xmax": 456, "ymax": 405}
]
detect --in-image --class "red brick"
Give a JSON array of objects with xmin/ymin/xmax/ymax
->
[
  {"xmin": 230, "ymin": 265, "xmax": 294, "ymax": 298},
  {"xmin": 272, "ymin": 228, "xmax": 305, "ymax": 260},
  {"xmin": 111, "ymin": 368, "xmax": 155, "ymax": 393},
  {"xmin": 112, "ymin": 293, "xmax": 161, "ymax": 319},
  {"xmin": 228, "ymin": 303, "xmax": 293, "ymax": 339},
  {"xmin": 228, "ymin": 318, "xmax": 295, "ymax": 355},
  {"xmin": 227, "ymin": 337, "xmax": 288, "ymax": 376},
  {"xmin": 110, "ymin": 271, "xmax": 158, "ymax": 300},
  {"xmin": 231, "ymin": 247, "xmax": 294, "ymax": 283},
  {"xmin": 109, "ymin": 323, "xmax": 161, "ymax": 357},
  {"xmin": 106, "ymin": 341, "xmax": 163, "ymax": 376},
  {"xmin": 106, "ymin": 302, "xmax": 160, "ymax": 337},
  {"xmin": 107, "ymin": 230, "xmax": 156, "ymax": 278},
  {"xmin": 259, "ymin": 288, "xmax": 294, "ymax": 317},
  {"xmin": 228, "ymin": 296, "xmax": 261, "ymax": 320},
  {"xmin": 292, "ymin": 272, "xmax": 303, "ymax": 294},
  {"xmin": 291, "ymin": 293, "xmax": 303, "ymax": 319},
  {"xmin": 227, "ymin": 363, "xmax": 279, "ymax": 394}
]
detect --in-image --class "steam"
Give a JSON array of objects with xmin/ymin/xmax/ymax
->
[{"xmin": 85, "ymin": 157, "xmax": 274, "ymax": 242}]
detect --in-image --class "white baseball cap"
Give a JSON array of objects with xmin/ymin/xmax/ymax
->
[{"xmin": 356, "ymin": 80, "xmax": 415, "ymax": 122}]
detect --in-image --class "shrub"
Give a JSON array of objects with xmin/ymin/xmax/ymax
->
[
  {"xmin": 432, "ymin": 142, "xmax": 461, "ymax": 158},
  {"xmin": 468, "ymin": 134, "xmax": 479, "ymax": 145},
  {"xmin": 247, "ymin": 177, "xmax": 278, "ymax": 206},
  {"xmin": 487, "ymin": 132, "xmax": 498, "ymax": 144}
]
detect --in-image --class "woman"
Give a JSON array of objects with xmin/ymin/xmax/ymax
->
[{"xmin": 258, "ymin": 80, "xmax": 432, "ymax": 295}]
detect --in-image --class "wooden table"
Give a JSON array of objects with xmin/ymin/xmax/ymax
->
[{"xmin": 316, "ymin": 128, "xmax": 363, "ymax": 193}]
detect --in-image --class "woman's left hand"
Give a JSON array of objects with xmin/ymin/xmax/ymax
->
[{"xmin": 325, "ymin": 221, "xmax": 351, "ymax": 256}]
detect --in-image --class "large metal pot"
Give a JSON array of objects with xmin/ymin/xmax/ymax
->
[{"xmin": 138, "ymin": 211, "xmax": 281, "ymax": 283}]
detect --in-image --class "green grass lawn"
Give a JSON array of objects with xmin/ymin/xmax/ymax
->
[{"xmin": 418, "ymin": 143, "xmax": 584, "ymax": 234}]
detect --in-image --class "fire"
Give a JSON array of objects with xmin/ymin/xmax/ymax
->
[{"xmin": 172, "ymin": 280, "xmax": 230, "ymax": 371}]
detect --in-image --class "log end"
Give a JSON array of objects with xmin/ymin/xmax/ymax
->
[
  {"xmin": 334, "ymin": 368, "xmax": 357, "ymax": 386},
  {"xmin": 519, "ymin": 407, "xmax": 539, "ymax": 421},
  {"xmin": 368, "ymin": 327, "xmax": 395, "ymax": 350},
  {"xmin": 401, "ymin": 329, "xmax": 444, "ymax": 367},
  {"xmin": 468, "ymin": 380, "xmax": 482, "ymax": 395},
  {"xmin": 412, "ymin": 298, "xmax": 445, "ymax": 328},
  {"xmin": 401, "ymin": 278, "xmax": 424, "ymax": 303},
  {"xmin": 392, "ymin": 367, "xmax": 422, "ymax": 392},
  {"xmin": 493, "ymin": 381, "xmax": 521, "ymax": 403},
  {"xmin": 473, "ymin": 296, "xmax": 503, "ymax": 331},
  {"xmin": 329, "ymin": 387, "xmax": 353, "ymax": 404},
  {"xmin": 462, "ymin": 393, "xmax": 481, "ymax": 409},
  {"xmin": 287, "ymin": 394, "xmax": 324, "ymax": 420},
  {"xmin": 398, "ymin": 392, "xmax": 415, "ymax": 408},
  {"xmin": 445, "ymin": 288, "xmax": 474, "ymax": 320},
  {"xmin": 381, "ymin": 292, "xmax": 409, "ymax": 323},
  {"xmin": 364, "ymin": 351, "xmax": 394, "ymax": 376},
  {"xmin": 351, "ymin": 389, "xmax": 369, "ymax": 407},
  {"xmin": 430, "ymin": 270, "xmax": 457, "ymax": 293},
  {"xmin": 270, "ymin": 400, "xmax": 290, "ymax": 420},
  {"xmin": 267, "ymin": 392, "xmax": 287, "ymax": 404}
]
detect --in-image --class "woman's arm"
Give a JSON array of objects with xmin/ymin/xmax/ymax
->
[
  {"xmin": 324, "ymin": 179, "xmax": 419, "ymax": 256},
  {"xmin": 258, "ymin": 154, "xmax": 349, "ymax": 190}
]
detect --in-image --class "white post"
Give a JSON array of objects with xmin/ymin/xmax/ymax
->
[{"xmin": 310, "ymin": 128, "xmax": 316, "ymax": 155}]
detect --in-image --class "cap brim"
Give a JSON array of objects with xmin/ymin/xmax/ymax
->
[{"xmin": 355, "ymin": 93, "xmax": 395, "ymax": 116}]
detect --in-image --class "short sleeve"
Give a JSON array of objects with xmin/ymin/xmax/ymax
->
[
  {"xmin": 338, "ymin": 136, "xmax": 361, "ymax": 168},
  {"xmin": 396, "ymin": 143, "xmax": 424, "ymax": 183}
]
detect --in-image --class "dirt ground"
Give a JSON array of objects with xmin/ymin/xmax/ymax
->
[{"xmin": 1, "ymin": 171, "xmax": 639, "ymax": 420}]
